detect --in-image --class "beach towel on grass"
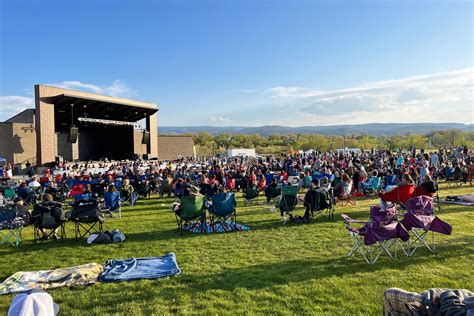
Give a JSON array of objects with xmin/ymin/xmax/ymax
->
[
  {"xmin": 187, "ymin": 221, "xmax": 250, "ymax": 234},
  {"xmin": 99, "ymin": 253, "xmax": 181, "ymax": 282},
  {"xmin": 0, "ymin": 263, "xmax": 103, "ymax": 295}
]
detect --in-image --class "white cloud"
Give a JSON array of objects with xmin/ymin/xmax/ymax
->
[
  {"xmin": 0, "ymin": 96, "xmax": 34, "ymax": 121},
  {"xmin": 263, "ymin": 67, "xmax": 474, "ymax": 125},
  {"xmin": 49, "ymin": 80, "xmax": 138, "ymax": 99},
  {"xmin": 265, "ymin": 86, "xmax": 324, "ymax": 98},
  {"xmin": 210, "ymin": 116, "xmax": 231, "ymax": 123},
  {"xmin": 0, "ymin": 80, "xmax": 138, "ymax": 121}
]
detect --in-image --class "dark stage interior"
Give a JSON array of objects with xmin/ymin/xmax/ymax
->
[{"xmin": 77, "ymin": 125, "xmax": 134, "ymax": 161}]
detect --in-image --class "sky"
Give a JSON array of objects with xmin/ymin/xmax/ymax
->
[{"xmin": 0, "ymin": 0, "xmax": 473, "ymax": 127}]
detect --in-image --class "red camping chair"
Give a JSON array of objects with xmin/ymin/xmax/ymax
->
[
  {"xmin": 226, "ymin": 179, "xmax": 235, "ymax": 191},
  {"xmin": 379, "ymin": 185, "xmax": 415, "ymax": 208},
  {"xmin": 69, "ymin": 184, "xmax": 84, "ymax": 198}
]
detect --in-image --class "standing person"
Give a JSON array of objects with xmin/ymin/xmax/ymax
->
[{"xmin": 6, "ymin": 163, "xmax": 13, "ymax": 179}]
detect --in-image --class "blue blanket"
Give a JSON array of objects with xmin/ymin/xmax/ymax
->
[{"xmin": 99, "ymin": 253, "xmax": 181, "ymax": 282}]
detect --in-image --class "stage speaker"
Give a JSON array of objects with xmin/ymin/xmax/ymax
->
[
  {"xmin": 68, "ymin": 127, "xmax": 78, "ymax": 143},
  {"xmin": 142, "ymin": 131, "xmax": 150, "ymax": 144},
  {"xmin": 143, "ymin": 154, "xmax": 149, "ymax": 160}
]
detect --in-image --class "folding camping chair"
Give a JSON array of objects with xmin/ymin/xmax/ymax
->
[
  {"xmin": 0, "ymin": 207, "xmax": 23, "ymax": 247},
  {"xmin": 134, "ymin": 181, "xmax": 148, "ymax": 199},
  {"xmin": 361, "ymin": 177, "xmax": 382, "ymax": 195},
  {"xmin": 414, "ymin": 181, "xmax": 441, "ymax": 212},
  {"xmin": 276, "ymin": 185, "xmax": 299, "ymax": 223},
  {"xmin": 17, "ymin": 187, "xmax": 37, "ymax": 205},
  {"xmin": 103, "ymin": 191, "xmax": 121, "ymax": 219},
  {"xmin": 243, "ymin": 186, "xmax": 259, "ymax": 206},
  {"xmin": 401, "ymin": 196, "xmax": 452, "ymax": 256},
  {"xmin": 445, "ymin": 168, "xmax": 462, "ymax": 187},
  {"xmin": 226, "ymin": 179, "xmax": 236, "ymax": 191},
  {"xmin": 92, "ymin": 183, "xmax": 106, "ymax": 198},
  {"xmin": 68, "ymin": 198, "xmax": 104, "ymax": 241},
  {"xmin": 32, "ymin": 204, "xmax": 66, "ymax": 244},
  {"xmin": 120, "ymin": 189, "xmax": 138, "ymax": 206},
  {"xmin": 175, "ymin": 195, "xmax": 206, "ymax": 234},
  {"xmin": 159, "ymin": 180, "xmax": 173, "ymax": 198},
  {"xmin": 307, "ymin": 190, "xmax": 335, "ymax": 220},
  {"xmin": 379, "ymin": 185, "xmax": 415, "ymax": 209},
  {"xmin": 264, "ymin": 185, "xmax": 281, "ymax": 205},
  {"xmin": 209, "ymin": 192, "xmax": 237, "ymax": 227},
  {"xmin": 337, "ymin": 191, "xmax": 356, "ymax": 207},
  {"xmin": 341, "ymin": 206, "xmax": 410, "ymax": 265},
  {"xmin": 468, "ymin": 165, "xmax": 474, "ymax": 186},
  {"xmin": 3, "ymin": 188, "xmax": 15, "ymax": 203}
]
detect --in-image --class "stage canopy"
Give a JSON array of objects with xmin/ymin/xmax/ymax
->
[{"xmin": 43, "ymin": 93, "xmax": 158, "ymax": 129}]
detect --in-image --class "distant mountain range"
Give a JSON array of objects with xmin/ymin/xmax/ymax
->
[{"xmin": 159, "ymin": 123, "xmax": 473, "ymax": 137}]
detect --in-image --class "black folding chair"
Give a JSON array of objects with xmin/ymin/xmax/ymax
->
[
  {"xmin": 32, "ymin": 204, "xmax": 66, "ymax": 244},
  {"xmin": 68, "ymin": 198, "xmax": 104, "ymax": 240}
]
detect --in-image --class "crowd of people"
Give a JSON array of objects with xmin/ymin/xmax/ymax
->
[{"xmin": 0, "ymin": 145, "xmax": 471, "ymax": 221}]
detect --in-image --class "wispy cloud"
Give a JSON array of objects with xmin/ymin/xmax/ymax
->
[
  {"xmin": 0, "ymin": 96, "xmax": 34, "ymax": 121},
  {"xmin": 210, "ymin": 115, "xmax": 231, "ymax": 123},
  {"xmin": 259, "ymin": 67, "xmax": 473, "ymax": 125},
  {"xmin": 0, "ymin": 80, "xmax": 138, "ymax": 121},
  {"xmin": 239, "ymin": 89, "xmax": 259, "ymax": 93},
  {"xmin": 49, "ymin": 80, "xmax": 138, "ymax": 99}
]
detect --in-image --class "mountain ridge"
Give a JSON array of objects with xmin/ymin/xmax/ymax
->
[{"xmin": 158, "ymin": 123, "xmax": 473, "ymax": 136}]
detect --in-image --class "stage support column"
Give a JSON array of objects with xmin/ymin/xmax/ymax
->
[
  {"xmin": 35, "ymin": 85, "xmax": 57, "ymax": 165},
  {"xmin": 146, "ymin": 113, "xmax": 158, "ymax": 159}
]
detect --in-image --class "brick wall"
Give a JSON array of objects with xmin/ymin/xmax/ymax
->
[
  {"xmin": 0, "ymin": 122, "xmax": 37, "ymax": 166},
  {"xmin": 133, "ymin": 130, "xmax": 148, "ymax": 157}
]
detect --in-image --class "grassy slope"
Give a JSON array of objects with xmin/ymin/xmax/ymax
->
[{"xmin": 0, "ymin": 183, "xmax": 473, "ymax": 315}]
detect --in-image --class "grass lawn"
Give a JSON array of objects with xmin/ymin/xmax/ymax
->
[{"xmin": 0, "ymin": 183, "xmax": 473, "ymax": 315}]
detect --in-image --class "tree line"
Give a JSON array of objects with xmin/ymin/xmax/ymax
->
[{"xmin": 188, "ymin": 130, "xmax": 474, "ymax": 156}]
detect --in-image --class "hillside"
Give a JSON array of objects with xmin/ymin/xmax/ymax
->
[{"xmin": 159, "ymin": 123, "xmax": 473, "ymax": 136}]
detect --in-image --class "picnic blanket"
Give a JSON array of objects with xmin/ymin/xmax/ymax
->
[
  {"xmin": 187, "ymin": 221, "xmax": 250, "ymax": 234},
  {"xmin": 0, "ymin": 263, "xmax": 103, "ymax": 295},
  {"xmin": 99, "ymin": 253, "xmax": 181, "ymax": 282},
  {"xmin": 441, "ymin": 194, "xmax": 474, "ymax": 206}
]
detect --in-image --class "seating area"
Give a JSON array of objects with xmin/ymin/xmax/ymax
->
[{"xmin": 0, "ymin": 147, "xmax": 472, "ymax": 314}]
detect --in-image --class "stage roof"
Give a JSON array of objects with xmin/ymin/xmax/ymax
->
[{"xmin": 42, "ymin": 90, "xmax": 158, "ymax": 123}]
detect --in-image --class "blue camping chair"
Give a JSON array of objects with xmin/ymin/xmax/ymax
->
[
  {"xmin": 103, "ymin": 191, "xmax": 121, "ymax": 219},
  {"xmin": 209, "ymin": 192, "xmax": 237, "ymax": 226},
  {"xmin": 361, "ymin": 177, "xmax": 382, "ymax": 195},
  {"xmin": 74, "ymin": 193, "xmax": 93, "ymax": 201},
  {"xmin": 384, "ymin": 175, "xmax": 398, "ymax": 189}
]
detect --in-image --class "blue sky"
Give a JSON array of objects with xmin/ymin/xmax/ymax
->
[{"xmin": 0, "ymin": 0, "xmax": 472, "ymax": 126}]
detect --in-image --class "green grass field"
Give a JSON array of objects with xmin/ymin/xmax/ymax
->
[{"xmin": 1, "ymin": 183, "xmax": 473, "ymax": 315}]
